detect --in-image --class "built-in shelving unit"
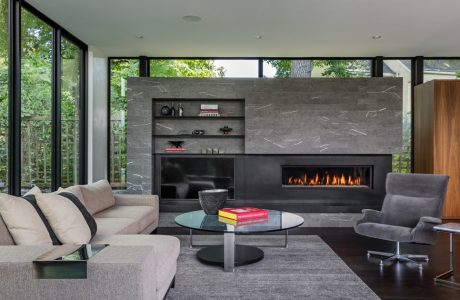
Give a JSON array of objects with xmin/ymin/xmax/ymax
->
[{"xmin": 152, "ymin": 98, "xmax": 245, "ymax": 154}]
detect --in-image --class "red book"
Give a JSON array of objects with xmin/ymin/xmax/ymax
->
[
  {"xmin": 164, "ymin": 147, "xmax": 187, "ymax": 151},
  {"xmin": 218, "ymin": 207, "xmax": 269, "ymax": 221}
]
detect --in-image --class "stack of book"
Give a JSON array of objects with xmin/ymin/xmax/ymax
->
[
  {"xmin": 164, "ymin": 147, "xmax": 187, "ymax": 152},
  {"xmin": 218, "ymin": 207, "xmax": 269, "ymax": 227},
  {"xmin": 198, "ymin": 104, "xmax": 220, "ymax": 117}
]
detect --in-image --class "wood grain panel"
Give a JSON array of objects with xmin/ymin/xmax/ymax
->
[
  {"xmin": 414, "ymin": 80, "xmax": 460, "ymax": 218},
  {"xmin": 433, "ymin": 81, "xmax": 460, "ymax": 218}
]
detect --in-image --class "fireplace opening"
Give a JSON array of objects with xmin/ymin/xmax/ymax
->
[{"xmin": 282, "ymin": 165, "xmax": 372, "ymax": 188}]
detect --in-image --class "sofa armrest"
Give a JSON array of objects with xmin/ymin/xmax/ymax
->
[
  {"xmin": 0, "ymin": 245, "xmax": 160, "ymax": 300},
  {"xmin": 114, "ymin": 194, "xmax": 159, "ymax": 208},
  {"xmin": 356, "ymin": 209, "xmax": 383, "ymax": 225}
]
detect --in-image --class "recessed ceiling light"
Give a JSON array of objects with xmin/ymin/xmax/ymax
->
[
  {"xmin": 135, "ymin": 34, "xmax": 144, "ymax": 39},
  {"xmin": 254, "ymin": 35, "xmax": 262, "ymax": 40},
  {"xmin": 372, "ymin": 35, "xmax": 382, "ymax": 40},
  {"xmin": 182, "ymin": 15, "xmax": 202, "ymax": 22}
]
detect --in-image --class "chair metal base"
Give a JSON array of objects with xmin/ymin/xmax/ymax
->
[{"xmin": 367, "ymin": 242, "xmax": 428, "ymax": 269}]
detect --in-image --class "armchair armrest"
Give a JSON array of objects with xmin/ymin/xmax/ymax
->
[
  {"xmin": 114, "ymin": 194, "xmax": 159, "ymax": 208},
  {"xmin": 411, "ymin": 216, "xmax": 442, "ymax": 245},
  {"xmin": 356, "ymin": 209, "xmax": 383, "ymax": 225},
  {"xmin": 419, "ymin": 216, "xmax": 442, "ymax": 224}
]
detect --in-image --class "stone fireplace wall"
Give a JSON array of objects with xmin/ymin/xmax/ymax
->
[{"xmin": 126, "ymin": 78, "xmax": 402, "ymax": 194}]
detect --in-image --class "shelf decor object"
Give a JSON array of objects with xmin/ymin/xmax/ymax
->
[
  {"xmin": 219, "ymin": 126, "xmax": 233, "ymax": 135},
  {"xmin": 199, "ymin": 104, "xmax": 220, "ymax": 117},
  {"xmin": 160, "ymin": 105, "xmax": 170, "ymax": 116}
]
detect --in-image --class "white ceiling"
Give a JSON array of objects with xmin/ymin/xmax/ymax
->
[{"xmin": 27, "ymin": 0, "xmax": 460, "ymax": 57}]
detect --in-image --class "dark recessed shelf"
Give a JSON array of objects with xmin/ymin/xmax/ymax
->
[
  {"xmin": 154, "ymin": 134, "xmax": 245, "ymax": 138},
  {"xmin": 154, "ymin": 116, "xmax": 244, "ymax": 120}
]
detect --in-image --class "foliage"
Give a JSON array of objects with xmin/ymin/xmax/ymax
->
[{"xmin": 265, "ymin": 59, "xmax": 371, "ymax": 78}]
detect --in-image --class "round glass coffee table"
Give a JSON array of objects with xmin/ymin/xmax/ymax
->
[{"xmin": 175, "ymin": 210, "xmax": 304, "ymax": 272}]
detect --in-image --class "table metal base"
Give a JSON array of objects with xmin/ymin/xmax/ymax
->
[
  {"xmin": 434, "ymin": 232, "xmax": 460, "ymax": 287},
  {"xmin": 197, "ymin": 244, "xmax": 264, "ymax": 271}
]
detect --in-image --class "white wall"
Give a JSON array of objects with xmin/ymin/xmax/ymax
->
[{"xmin": 87, "ymin": 47, "xmax": 108, "ymax": 182}]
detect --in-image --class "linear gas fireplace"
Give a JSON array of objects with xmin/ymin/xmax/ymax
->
[{"xmin": 282, "ymin": 165, "xmax": 372, "ymax": 188}]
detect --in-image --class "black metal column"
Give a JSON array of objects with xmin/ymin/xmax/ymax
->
[
  {"xmin": 372, "ymin": 56, "xmax": 384, "ymax": 77},
  {"xmin": 140, "ymin": 56, "xmax": 150, "ymax": 77},
  {"xmin": 411, "ymin": 56, "xmax": 424, "ymax": 172},
  {"xmin": 258, "ymin": 59, "xmax": 263, "ymax": 78},
  {"xmin": 51, "ymin": 27, "xmax": 61, "ymax": 191},
  {"xmin": 8, "ymin": 0, "xmax": 21, "ymax": 196},
  {"xmin": 79, "ymin": 48, "xmax": 88, "ymax": 184}
]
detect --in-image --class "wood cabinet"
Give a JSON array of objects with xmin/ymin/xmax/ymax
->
[{"xmin": 414, "ymin": 80, "xmax": 460, "ymax": 219}]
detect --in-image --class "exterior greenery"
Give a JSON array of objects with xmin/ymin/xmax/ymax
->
[{"xmin": 0, "ymin": 4, "xmax": 82, "ymax": 192}]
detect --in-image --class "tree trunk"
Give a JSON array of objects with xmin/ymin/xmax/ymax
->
[{"xmin": 291, "ymin": 60, "xmax": 312, "ymax": 78}]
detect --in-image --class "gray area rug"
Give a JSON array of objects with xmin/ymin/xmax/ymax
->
[{"xmin": 166, "ymin": 235, "xmax": 379, "ymax": 300}]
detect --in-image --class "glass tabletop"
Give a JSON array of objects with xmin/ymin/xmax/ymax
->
[{"xmin": 175, "ymin": 210, "xmax": 304, "ymax": 233}]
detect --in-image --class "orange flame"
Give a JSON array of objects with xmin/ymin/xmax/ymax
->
[{"xmin": 287, "ymin": 172, "xmax": 363, "ymax": 186}]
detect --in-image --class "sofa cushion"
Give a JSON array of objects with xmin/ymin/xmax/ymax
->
[
  {"xmin": 0, "ymin": 193, "xmax": 53, "ymax": 245},
  {"xmin": 58, "ymin": 185, "xmax": 86, "ymax": 206},
  {"xmin": 94, "ymin": 217, "xmax": 139, "ymax": 235},
  {"xmin": 94, "ymin": 206, "xmax": 155, "ymax": 233},
  {"xmin": 36, "ymin": 193, "xmax": 94, "ymax": 244},
  {"xmin": 80, "ymin": 180, "xmax": 115, "ymax": 215},
  {"xmin": 0, "ymin": 215, "xmax": 14, "ymax": 245}
]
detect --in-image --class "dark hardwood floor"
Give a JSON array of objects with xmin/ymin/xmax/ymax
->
[{"xmin": 158, "ymin": 227, "xmax": 460, "ymax": 300}]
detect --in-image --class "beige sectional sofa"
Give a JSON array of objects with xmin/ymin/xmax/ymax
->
[{"xmin": 0, "ymin": 180, "xmax": 180, "ymax": 300}]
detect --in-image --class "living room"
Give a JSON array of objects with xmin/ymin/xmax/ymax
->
[{"xmin": 1, "ymin": 0, "xmax": 460, "ymax": 299}]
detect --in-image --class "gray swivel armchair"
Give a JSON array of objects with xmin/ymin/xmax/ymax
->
[{"xmin": 354, "ymin": 172, "xmax": 449, "ymax": 268}]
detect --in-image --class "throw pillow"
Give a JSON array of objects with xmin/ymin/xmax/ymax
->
[
  {"xmin": 58, "ymin": 185, "xmax": 86, "ymax": 206},
  {"xmin": 0, "ymin": 193, "xmax": 53, "ymax": 245},
  {"xmin": 80, "ymin": 179, "xmax": 115, "ymax": 215},
  {"xmin": 36, "ymin": 192, "xmax": 96, "ymax": 244}
]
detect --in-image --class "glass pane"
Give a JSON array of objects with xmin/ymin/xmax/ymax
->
[
  {"xmin": 424, "ymin": 59, "xmax": 460, "ymax": 82},
  {"xmin": 263, "ymin": 59, "xmax": 371, "ymax": 78},
  {"xmin": 61, "ymin": 37, "xmax": 81, "ymax": 187},
  {"xmin": 21, "ymin": 9, "xmax": 53, "ymax": 193},
  {"xmin": 384, "ymin": 60, "xmax": 412, "ymax": 173},
  {"xmin": 110, "ymin": 59, "xmax": 139, "ymax": 189},
  {"xmin": 0, "ymin": 0, "xmax": 8, "ymax": 192},
  {"xmin": 150, "ymin": 59, "xmax": 258, "ymax": 78}
]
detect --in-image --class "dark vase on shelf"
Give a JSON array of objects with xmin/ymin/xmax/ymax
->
[
  {"xmin": 170, "ymin": 103, "xmax": 176, "ymax": 116},
  {"xmin": 198, "ymin": 189, "xmax": 228, "ymax": 215},
  {"xmin": 160, "ymin": 105, "xmax": 170, "ymax": 116}
]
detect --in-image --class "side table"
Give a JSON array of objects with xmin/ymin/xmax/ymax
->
[{"xmin": 433, "ymin": 223, "xmax": 460, "ymax": 287}]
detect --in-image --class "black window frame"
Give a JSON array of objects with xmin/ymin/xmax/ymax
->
[{"xmin": 7, "ymin": 0, "xmax": 88, "ymax": 195}]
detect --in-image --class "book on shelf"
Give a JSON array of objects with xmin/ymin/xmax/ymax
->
[
  {"xmin": 218, "ymin": 216, "xmax": 268, "ymax": 227},
  {"xmin": 199, "ymin": 104, "xmax": 220, "ymax": 117},
  {"xmin": 218, "ymin": 207, "xmax": 269, "ymax": 221},
  {"xmin": 164, "ymin": 147, "xmax": 187, "ymax": 151}
]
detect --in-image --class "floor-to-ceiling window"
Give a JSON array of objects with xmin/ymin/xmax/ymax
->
[
  {"xmin": 384, "ymin": 59, "xmax": 412, "ymax": 173},
  {"xmin": 0, "ymin": 0, "xmax": 7, "ymax": 192},
  {"xmin": 20, "ymin": 8, "xmax": 53, "ymax": 192},
  {"xmin": 109, "ymin": 58, "xmax": 139, "ymax": 189},
  {"xmin": 60, "ymin": 37, "xmax": 82, "ymax": 187},
  {"xmin": 263, "ymin": 59, "xmax": 372, "ymax": 78}
]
